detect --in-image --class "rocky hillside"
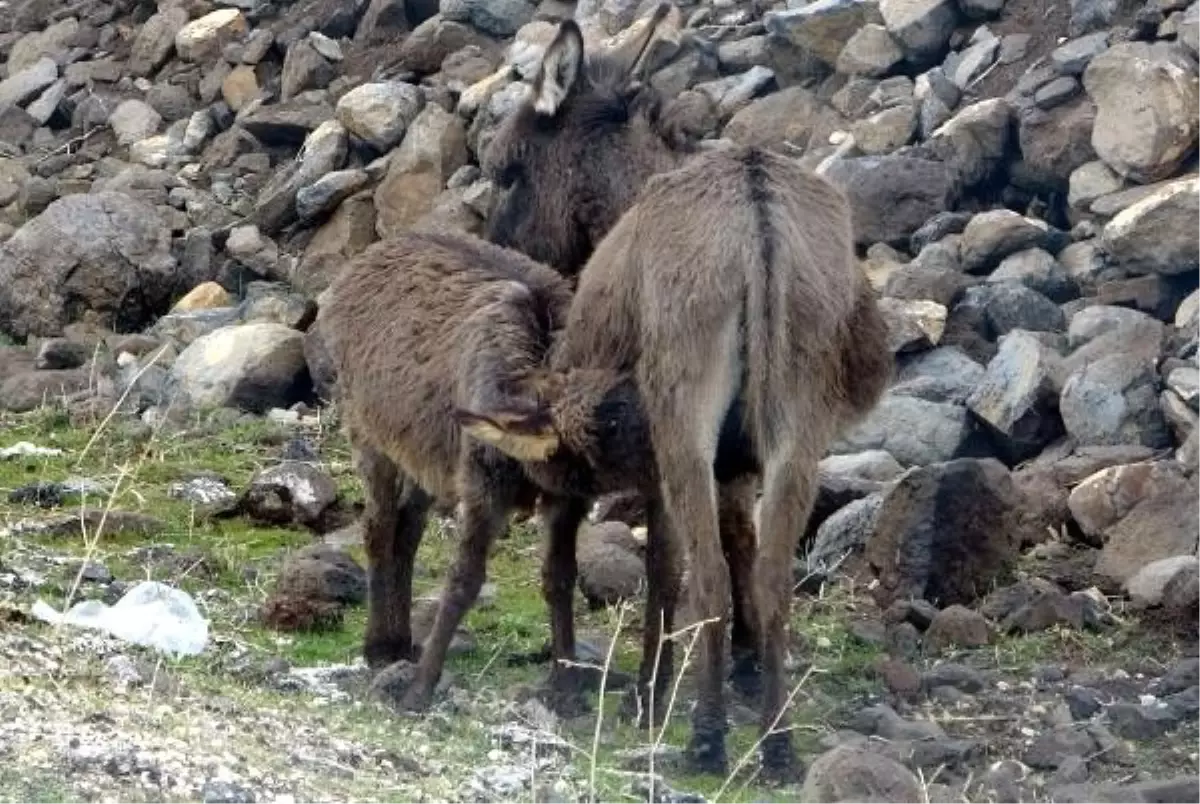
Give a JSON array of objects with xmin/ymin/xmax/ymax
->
[{"xmin": 0, "ymin": 0, "xmax": 1197, "ymax": 801}]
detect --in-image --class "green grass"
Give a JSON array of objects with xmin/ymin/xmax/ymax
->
[{"xmin": 0, "ymin": 405, "xmax": 902, "ymax": 801}]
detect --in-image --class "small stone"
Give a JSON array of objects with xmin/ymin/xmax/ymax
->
[
  {"xmin": 1066, "ymin": 686, "xmax": 1104, "ymax": 720},
  {"xmin": 924, "ymin": 605, "xmax": 991, "ymax": 652},
  {"xmin": 922, "ymin": 662, "xmax": 986, "ymax": 693},
  {"xmin": 1106, "ymin": 701, "xmax": 1182, "ymax": 740},
  {"xmin": 1034, "ymin": 76, "xmax": 1082, "ymax": 110},
  {"xmin": 172, "ymin": 282, "xmax": 232, "ymax": 312}
]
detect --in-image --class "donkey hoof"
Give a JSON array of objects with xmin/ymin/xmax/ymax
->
[
  {"xmin": 619, "ymin": 686, "xmax": 669, "ymax": 729},
  {"xmin": 539, "ymin": 684, "xmax": 592, "ymax": 719},
  {"xmin": 399, "ymin": 689, "xmax": 433, "ymax": 714},
  {"xmin": 759, "ymin": 736, "xmax": 801, "ymax": 785},
  {"xmin": 686, "ymin": 733, "xmax": 728, "ymax": 777},
  {"xmin": 364, "ymin": 638, "xmax": 419, "ymax": 669}
]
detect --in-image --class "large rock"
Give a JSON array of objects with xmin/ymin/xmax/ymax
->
[
  {"xmin": 987, "ymin": 248, "xmax": 1076, "ymax": 303},
  {"xmin": 1101, "ymin": 176, "xmax": 1199, "ymax": 276},
  {"xmin": 878, "ymin": 298, "xmax": 947, "ymax": 353},
  {"xmin": 240, "ymin": 97, "xmax": 335, "ymax": 147},
  {"xmin": 960, "ymin": 209, "xmax": 1056, "ymax": 273},
  {"xmin": 1017, "ymin": 98, "xmax": 1097, "ymax": 189},
  {"xmin": 1125, "ymin": 555, "xmax": 1197, "ymax": 608},
  {"xmin": 836, "ymin": 24, "xmax": 904, "ymax": 77},
  {"xmin": 831, "ymin": 393, "xmax": 981, "ymax": 466},
  {"xmin": 879, "ymin": 0, "xmax": 958, "ymax": 62},
  {"xmin": 335, "ymin": 81, "xmax": 423, "ymax": 152},
  {"xmin": 891, "ymin": 345, "xmax": 985, "ymax": 405},
  {"xmin": 1054, "ymin": 778, "xmax": 1200, "ymax": 804},
  {"xmin": 1068, "ymin": 460, "xmax": 1186, "ymax": 542},
  {"xmin": 800, "ymin": 744, "xmax": 922, "ymax": 803},
  {"xmin": 175, "ymin": 9, "xmax": 248, "ymax": 63},
  {"xmin": 806, "ymin": 493, "xmax": 883, "ymax": 572},
  {"xmin": 723, "ymin": 86, "xmax": 846, "ymax": 152},
  {"xmin": 253, "ymin": 120, "xmax": 348, "ymax": 234},
  {"xmin": 294, "ymin": 191, "xmax": 378, "ymax": 296},
  {"xmin": 1060, "ymin": 354, "xmax": 1172, "ymax": 449},
  {"xmin": 764, "ymin": 0, "xmax": 883, "ymax": 67},
  {"xmin": 863, "ymin": 458, "xmax": 1027, "ymax": 606},
  {"xmin": 0, "ymin": 56, "xmax": 57, "ymax": 108},
  {"xmin": 108, "ymin": 99, "xmax": 162, "ymax": 146},
  {"xmin": 0, "ymin": 193, "xmax": 177, "ymax": 340},
  {"xmin": 1064, "ymin": 305, "xmax": 1164, "ymax": 373},
  {"xmin": 242, "ymin": 461, "xmax": 340, "ymax": 529},
  {"xmin": 824, "ymin": 155, "xmax": 959, "ymax": 247},
  {"xmin": 167, "ymin": 323, "xmax": 310, "ymax": 412},
  {"xmin": 441, "ymin": 0, "xmax": 536, "ymax": 36},
  {"xmin": 281, "ymin": 39, "xmax": 336, "ymax": 101},
  {"xmin": 397, "ymin": 16, "xmax": 498, "ymax": 74},
  {"xmin": 0, "ymin": 367, "xmax": 92, "ymax": 412},
  {"xmin": 1083, "ymin": 42, "xmax": 1199, "ymax": 184},
  {"xmin": 8, "ymin": 18, "xmax": 77, "ymax": 74},
  {"xmin": 261, "ymin": 544, "xmax": 366, "ymax": 632},
  {"xmin": 374, "ymin": 104, "xmax": 469, "ymax": 238},
  {"xmin": 128, "ymin": 7, "xmax": 189, "ymax": 77},
  {"xmin": 967, "ymin": 330, "xmax": 1065, "ymax": 464},
  {"xmin": 925, "ymin": 98, "xmax": 1012, "ymax": 188},
  {"xmin": 1092, "ymin": 462, "xmax": 1198, "ymax": 590},
  {"xmin": 1014, "ymin": 443, "xmax": 1162, "ymax": 537}
]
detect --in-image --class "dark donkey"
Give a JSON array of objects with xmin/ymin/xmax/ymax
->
[{"xmin": 465, "ymin": 17, "xmax": 893, "ymax": 778}]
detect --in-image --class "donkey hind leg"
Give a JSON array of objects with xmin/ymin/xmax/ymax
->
[
  {"xmin": 719, "ymin": 474, "xmax": 763, "ymax": 701},
  {"xmin": 539, "ymin": 493, "xmax": 596, "ymax": 716},
  {"xmin": 357, "ymin": 444, "xmax": 432, "ymax": 669},
  {"xmin": 623, "ymin": 489, "xmax": 681, "ymax": 729},
  {"xmin": 401, "ymin": 458, "xmax": 517, "ymax": 712},
  {"xmin": 753, "ymin": 443, "xmax": 821, "ymax": 782},
  {"xmin": 642, "ymin": 322, "xmax": 741, "ymax": 776}
]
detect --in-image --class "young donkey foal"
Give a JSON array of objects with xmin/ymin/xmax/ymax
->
[
  {"xmin": 320, "ymin": 231, "xmax": 726, "ymax": 713},
  {"xmin": 469, "ymin": 20, "xmax": 893, "ymax": 776}
]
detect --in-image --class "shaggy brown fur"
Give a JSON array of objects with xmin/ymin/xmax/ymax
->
[
  {"xmin": 467, "ymin": 17, "xmax": 893, "ymax": 777},
  {"xmin": 319, "ymin": 230, "xmax": 698, "ymax": 713}
]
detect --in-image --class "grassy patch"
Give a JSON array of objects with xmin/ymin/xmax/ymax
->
[{"xmin": 4, "ymin": 404, "xmax": 872, "ymax": 802}]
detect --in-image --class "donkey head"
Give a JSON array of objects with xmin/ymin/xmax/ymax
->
[
  {"xmin": 482, "ymin": 5, "xmax": 687, "ymax": 276},
  {"xmin": 457, "ymin": 367, "xmax": 650, "ymax": 481}
]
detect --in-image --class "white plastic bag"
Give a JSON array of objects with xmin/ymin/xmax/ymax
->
[{"xmin": 31, "ymin": 580, "xmax": 209, "ymax": 657}]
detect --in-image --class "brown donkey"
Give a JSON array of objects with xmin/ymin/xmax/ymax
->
[
  {"xmin": 319, "ymin": 231, "xmax": 756, "ymax": 714},
  {"xmin": 481, "ymin": 3, "xmax": 770, "ymax": 714},
  {"xmin": 464, "ymin": 19, "xmax": 893, "ymax": 778}
]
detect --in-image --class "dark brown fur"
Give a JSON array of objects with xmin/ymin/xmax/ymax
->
[{"xmin": 471, "ymin": 15, "xmax": 894, "ymax": 778}]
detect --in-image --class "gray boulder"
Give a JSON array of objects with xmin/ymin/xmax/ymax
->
[{"xmin": 0, "ymin": 192, "xmax": 177, "ymax": 340}]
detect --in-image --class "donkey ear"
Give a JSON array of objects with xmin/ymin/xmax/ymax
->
[
  {"xmin": 456, "ymin": 408, "xmax": 561, "ymax": 462},
  {"xmin": 532, "ymin": 19, "xmax": 585, "ymax": 116},
  {"xmin": 629, "ymin": 3, "xmax": 674, "ymax": 77}
]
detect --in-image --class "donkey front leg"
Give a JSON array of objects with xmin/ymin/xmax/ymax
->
[
  {"xmin": 539, "ymin": 493, "xmax": 596, "ymax": 713},
  {"xmin": 401, "ymin": 462, "xmax": 516, "ymax": 712},
  {"xmin": 357, "ymin": 443, "xmax": 432, "ymax": 668}
]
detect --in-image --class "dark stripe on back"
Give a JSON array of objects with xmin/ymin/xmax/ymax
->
[{"xmin": 743, "ymin": 147, "xmax": 775, "ymax": 406}]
